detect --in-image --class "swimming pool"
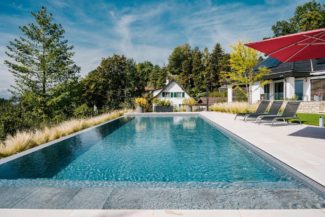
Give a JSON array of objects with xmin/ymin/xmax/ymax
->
[{"xmin": 0, "ymin": 114, "xmax": 324, "ymax": 209}]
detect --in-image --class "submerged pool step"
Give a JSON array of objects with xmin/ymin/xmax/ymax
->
[{"xmin": 0, "ymin": 186, "xmax": 324, "ymax": 209}]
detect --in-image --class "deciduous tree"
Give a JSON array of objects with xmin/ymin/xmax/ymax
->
[
  {"xmin": 271, "ymin": 1, "xmax": 325, "ymax": 37},
  {"xmin": 220, "ymin": 41, "xmax": 269, "ymax": 104}
]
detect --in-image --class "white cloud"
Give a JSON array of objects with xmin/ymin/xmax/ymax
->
[
  {"xmin": 178, "ymin": 1, "xmax": 305, "ymax": 52},
  {"xmin": 0, "ymin": 0, "xmax": 311, "ymax": 98},
  {"xmin": 47, "ymin": 0, "xmax": 69, "ymax": 9}
]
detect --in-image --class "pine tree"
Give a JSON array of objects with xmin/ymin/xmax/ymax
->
[
  {"xmin": 5, "ymin": 6, "xmax": 80, "ymax": 97},
  {"xmin": 191, "ymin": 47, "xmax": 204, "ymax": 95},
  {"xmin": 208, "ymin": 43, "xmax": 227, "ymax": 90},
  {"xmin": 4, "ymin": 6, "xmax": 80, "ymax": 120},
  {"xmin": 156, "ymin": 66, "xmax": 167, "ymax": 88}
]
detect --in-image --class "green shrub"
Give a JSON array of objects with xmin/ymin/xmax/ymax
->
[
  {"xmin": 209, "ymin": 91, "xmax": 227, "ymax": 97},
  {"xmin": 134, "ymin": 97, "xmax": 148, "ymax": 107},
  {"xmin": 73, "ymin": 103, "xmax": 93, "ymax": 118},
  {"xmin": 183, "ymin": 98, "xmax": 196, "ymax": 106},
  {"xmin": 152, "ymin": 98, "xmax": 172, "ymax": 106}
]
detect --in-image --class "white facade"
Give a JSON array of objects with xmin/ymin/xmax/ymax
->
[
  {"xmin": 263, "ymin": 75, "xmax": 325, "ymax": 102},
  {"xmin": 251, "ymin": 82, "xmax": 262, "ymax": 104},
  {"xmin": 153, "ymin": 81, "xmax": 191, "ymax": 107},
  {"xmin": 226, "ymin": 74, "xmax": 325, "ymax": 103}
]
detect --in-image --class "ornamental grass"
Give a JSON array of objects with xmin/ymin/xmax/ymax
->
[
  {"xmin": 0, "ymin": 110, "xmax": 127, "ymax": 158},
  {"xmin": 209, "ymin": 102, "xmax": 257, "ymax": 114}
]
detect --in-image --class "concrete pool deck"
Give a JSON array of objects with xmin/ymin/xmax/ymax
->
[{"xmin": 0, "ymin": 111, "xmax": 325, "ymax": 216}]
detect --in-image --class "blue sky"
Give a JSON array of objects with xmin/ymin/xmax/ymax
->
[{"xmin": 0, "ymin": 0, "xmax": 317, "ymax": 98}]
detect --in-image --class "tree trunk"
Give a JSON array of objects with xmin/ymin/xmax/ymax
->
[{"xmin": 42, "ymin": 40, "xmax": 47, "ymax": 96}]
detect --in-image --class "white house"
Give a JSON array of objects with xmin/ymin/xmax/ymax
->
[
  {"xmin": 152, "ymin": 80, "xmax": 191, "ymax": 107},
  {"xmin": 227, "ymin": 58, "xmax": 325, "ymax": 104}
]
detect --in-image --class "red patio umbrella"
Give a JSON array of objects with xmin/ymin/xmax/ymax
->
[{"xmin": 246, "ymin": 28, "xmax": 325, "ymax": 63}]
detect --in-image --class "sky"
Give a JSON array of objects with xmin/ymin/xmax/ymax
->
[{"xmin": 0, "ymin": 0, "xmax": 318, "ymax": 98}]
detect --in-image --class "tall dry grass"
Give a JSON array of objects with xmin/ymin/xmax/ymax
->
[
  {"xmin": 209, "ymin": 102, "xmax": 257, "ymax": 114},
  {"xmin": 0, "ymin": 110, "xmax": 127, "ymax": 158}
]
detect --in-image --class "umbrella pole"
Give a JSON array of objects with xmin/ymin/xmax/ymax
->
[{"xmin": 310, "ymin": 59, "xmax": 314, "ymax": 72}]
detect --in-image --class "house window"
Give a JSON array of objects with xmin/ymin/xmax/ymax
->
[
  {"xmin": 162, "ymin": 92, "xmax": 171, "ymax": 98},
  {"xmin": 274, "ymin": 82, "xmax": 284, "ymax": 100},
  {"xmin": 311, "ymin": 79, "xmax": 325, "ymax": 101},
  {"xmin": 263, "ymin": 84, "xmax": 270, "ymax": 100},
  {"xmin": 162, "ymin": 92, "xmax": 185, "ymax": 98},
  {"xmin": 295, "ymin": 80, "xmax": 303, "ymax": 100},
  {"xmin": 176, "ymin": 92, "xmax": 184, "ymax": 98}
]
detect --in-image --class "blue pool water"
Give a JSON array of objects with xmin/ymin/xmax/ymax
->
[{"xmin": 0, "ymin": 116, "xmax": 292, "ymax": 183}]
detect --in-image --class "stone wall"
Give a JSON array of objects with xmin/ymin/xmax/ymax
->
[{"xmin": 298, "ymin": 101, "xmax": 325, "ymax": 113}]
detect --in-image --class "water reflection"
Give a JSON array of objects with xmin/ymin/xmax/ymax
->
[
  {"xmin": 0, "ymin": 117, "xmax": 131, "ymax": 179},
  {"xmin": 135, "ymin": 117, "xmax": 148, "ymax": 132},
  {"xmin": 173, "ymin": 116, "xmax": 197, "ymax": 129}
]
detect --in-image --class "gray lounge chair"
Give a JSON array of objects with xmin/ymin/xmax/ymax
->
[
  {"xmin": 256, "ymin": 101, "xmax": 301, "ymax": 125},
  {"xmin": 235, "ymin": 100, "xmax": 270, "ymax": 120},
  {"xmin": 244, "ymin": 101, "xmax": 283, "ymax": 121}
]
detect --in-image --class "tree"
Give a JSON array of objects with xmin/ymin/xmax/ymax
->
[
  {"xmin": 271, "ymin": 1, "xmax": 325, "ymax": 37},
  {"xmin": 81, "ymin": 69, "xmax": 107, "ymax": 108},
  {"xmin": 167, "ymin": 43, "xmax": 230, "ymax": 97},
  {"xmin": 81, "ymin": 55, "xmax": 144, "ymax": 110},
  {"xmin": 272, "ymin": 20, "xmax": 296, "ymax": 37},
  {"xmin": 167, "ymin": 44, "xmax": 193, "ymax": 91},
  {"xmin": 154, "ymin": 65, "xmax": 168, "ymax": 88},
  {"xmin": 191, "ymin": 47, "xmax": 204, "ymax": 95},
  {"xmin": 125, "ymin": 58, "xmax": 144, "ymax": 105},
  {"xmin": 293, "ymin": 0, "xmax": 325, "ymax": 31},
  {"xmin": 136, "ymin": 61, "xmax": 153, "ymax": 89},
  {"xmin": 207, "ymin": 43, "xmax": 229, "ymax": 90},
  {"xmin": 4, "ymin": 6, "xmax": 80, "ymax": 119},
  {"xmin": 220, "ymin": 41, "xmax": 269, "ymax": 104}
]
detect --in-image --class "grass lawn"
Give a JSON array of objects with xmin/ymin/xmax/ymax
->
[{"xmin": 296, "ymin": 113, "xmax": 324, "ymax": 126}]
